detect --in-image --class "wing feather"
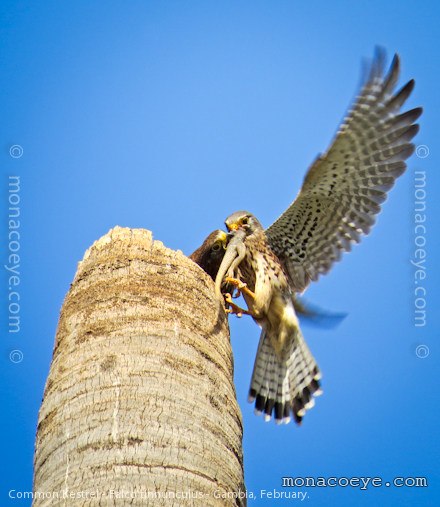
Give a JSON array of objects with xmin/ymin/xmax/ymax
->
[{"xmin": 266, "ymin": 50, "xmax": 422, "ymax": 292}]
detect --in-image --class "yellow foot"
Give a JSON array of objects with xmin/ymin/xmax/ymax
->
[
  {"xmin": 224, "ymin": 293, "xmax": 253, "ymax": 318},
  {"xmin": 224, "ymin": 277, "xmax": 256, "ymax": 300}
]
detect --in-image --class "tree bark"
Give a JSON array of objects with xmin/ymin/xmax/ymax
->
[{"xmin": 33, "ymin": 227, "xmax": 245, "ymax": 506}]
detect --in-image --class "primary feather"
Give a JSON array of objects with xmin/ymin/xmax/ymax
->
[{"xmin": 266, "ymin": 49, "xmax": 422, "ymax": 292}]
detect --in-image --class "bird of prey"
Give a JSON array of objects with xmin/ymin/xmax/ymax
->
[
  {"xmin": 213, "ymin": 49, "xmax": 422, "ymax": 425},
  {"xmin": 189, "ymin": 229, "xmax": 246, "ymax": 301},
  {"xmin": 190, "ymin": 229, "xmax": 345, "ymax": 322},
  {"xmin": 189, "ymin": 230, "xmax": 230, "ymax": 282}
]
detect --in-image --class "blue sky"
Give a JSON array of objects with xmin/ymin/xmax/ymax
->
[{"xmin": 1, "ymin": 1, "xmax": 439, "ymax": 505}]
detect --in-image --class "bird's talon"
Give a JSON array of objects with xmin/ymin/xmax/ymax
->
[
  {"xmin": 224, "ymin": 293, "xmax": 249, "ymax": 318},
  {"xmin": 225, "ymin": 276, "xmax": 245, "ymax": 289},
  {"xmin": 225, "ymin": 277, "xmax": 256, "ymax": 299}
]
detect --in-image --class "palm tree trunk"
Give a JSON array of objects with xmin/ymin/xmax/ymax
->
[{"xmin": 33, "ymin": 227, "xmax": 245, "ymax": 506}]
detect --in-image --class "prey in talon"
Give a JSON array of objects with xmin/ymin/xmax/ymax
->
[
  {"xmin": 189, "ymin": 229, "xmax": 248, "ymax": 302},
  {"xmin": 214, "ymin": 228, "xmax": 252, "ymax": 317}
]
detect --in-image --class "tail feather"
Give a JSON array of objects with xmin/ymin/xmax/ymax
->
[
  {"xmin": 249, "ymin": 326, "xmax": 321, "ymax": 425},
  {"xmin": 249, "ymin": 335, "xmax": 276, "ymax": 420}
]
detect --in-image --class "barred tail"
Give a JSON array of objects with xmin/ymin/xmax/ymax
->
[{"xmin": 248, "ymin": 327, "xmax": 322, "ymax": 424}]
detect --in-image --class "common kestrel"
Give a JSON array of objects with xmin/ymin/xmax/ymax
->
[{"xmin": 214, "ymin": 49, "xmax": 422, "ymax": 424}]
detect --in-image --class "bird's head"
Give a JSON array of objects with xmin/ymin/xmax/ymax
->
[
  {"xmin": 210, "ymin": 230, "xmax": 229, "ymax": 253},
  {"xmin": 225, "ymin": 211, "xmax": 263, "ymax": 235},
  {"xmin": 189, "ymin": 229, "xmax": 230, "ymax": 281}
]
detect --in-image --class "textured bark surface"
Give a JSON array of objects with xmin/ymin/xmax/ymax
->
[{"xmin": 33, "ymin": 227, "xmax": 245, "ymax": 506}]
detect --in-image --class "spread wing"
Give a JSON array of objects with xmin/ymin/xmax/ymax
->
[{"xmin": 266, "ymin": 49, "xmax": 422, "ymax": 292}]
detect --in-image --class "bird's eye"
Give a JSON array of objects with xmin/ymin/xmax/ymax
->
[
  {"xmin": 241, "ymin": 217, "xmax": 249, "ymax": 225},
  {"xmin": 212, "ymin": 241, "xmax": 222, "ymax": 252}
]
